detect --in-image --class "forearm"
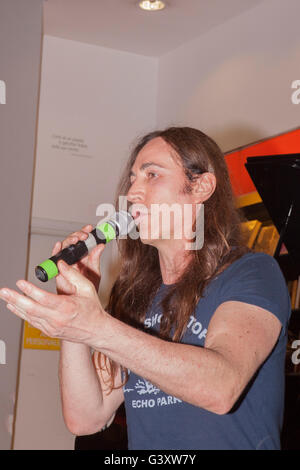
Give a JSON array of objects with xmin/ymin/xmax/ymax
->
[
  {"xmin": 59, "ymin": 341, "xmax": 104, "ymax": 434},
  {"xmin": 94, "ymin": 316, "xmax": 236, "ymax": 415}
]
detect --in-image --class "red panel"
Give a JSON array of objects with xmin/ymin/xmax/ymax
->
[{"xmin": 225, "ymin": 128, "xmax": 300, "ymax": 197}]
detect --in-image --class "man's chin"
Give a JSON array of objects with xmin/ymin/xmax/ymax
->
[
  {"xmin": 139, "ymin": 234, "xmax": 156, "ymax": 245},
  {"xmin": 138, "ymin": 230, "xmax": 161, "ymax": 247},
  {"xmin": 139, "ymin": 232, "xmax": 177, "ymax": 249}
]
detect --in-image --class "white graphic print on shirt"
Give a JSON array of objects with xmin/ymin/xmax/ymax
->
[{"xmin": 123, "ymin": 311, "xmax": 207, "ymax": 409}]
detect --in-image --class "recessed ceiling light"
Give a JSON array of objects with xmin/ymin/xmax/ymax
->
[{"xmin": 139, "ymin": 1, "xmax": 166, "ymax": 12}]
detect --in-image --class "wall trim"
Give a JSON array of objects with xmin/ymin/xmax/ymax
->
[{"xmin": 30, "ymin": 217, "xmax": 88, "ymax": 238}]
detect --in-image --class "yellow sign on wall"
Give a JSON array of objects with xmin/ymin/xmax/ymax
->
[{"xmin": 23, "ymin": 321, "xmax": 60, "ymax": 350}]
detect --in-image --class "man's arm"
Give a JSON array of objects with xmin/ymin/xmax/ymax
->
[
  {"xmin": 59, "ymin": 341, "xmax": 124, "ymax": 436},
  {"xmin": 94, "ymin": 301, "xmax": 282, "ymax": 415}
]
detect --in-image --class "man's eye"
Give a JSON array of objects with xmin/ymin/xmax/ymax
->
[
  {"xmin": 147, "ymin": 172, "xmax": 158, "ymax": 179},
  {"xmin": 129, "ymin": 172, "xmax": 158, "ymax": 184}
]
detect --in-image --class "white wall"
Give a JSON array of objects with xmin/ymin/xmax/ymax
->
[
  {"xmin": 157, "ymin": 0, "xmax": 300, "ymax": 152},
  {"xmin": 13, "ymin": 35, "xmax": 157, "ymax": 450},
  {"xmin": 32, "ymin": 35, "xmax": 158, "ymax": 223},
  {"xmin": 13, "ymin": 232, "xmax": 74, "ymax": 450},
  {"xmin": 0, "ymin": 0, "xmax": 43, "ymax": 450}
]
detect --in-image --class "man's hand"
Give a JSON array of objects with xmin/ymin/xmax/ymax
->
[
  {"xmin": 51, "ymin": 224, "xmax": 105, "ymax": 295},
  {"xmin": 0, "ymin": 260, "xmax": 108, "ymax": 345}
]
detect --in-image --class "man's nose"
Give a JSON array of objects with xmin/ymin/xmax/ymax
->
[{"xmin": 126, "ymin": 181, "xmax": 145, "ymax": 204}]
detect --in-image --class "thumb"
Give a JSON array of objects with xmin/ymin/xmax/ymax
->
[
  {"xmin": 57, "ymin": 260, "xmax": 94, "ymax": 295},
  {"xmin": 89, "ymin": 244, "xmax": 105, "ymax": 272}
]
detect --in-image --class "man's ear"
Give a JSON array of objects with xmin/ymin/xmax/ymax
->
[{"xmin": 192, "ymin": 172, "xmax": 216, "ymax": 204}]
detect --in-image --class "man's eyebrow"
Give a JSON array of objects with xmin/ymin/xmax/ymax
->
[{"xmin": 129, "ymin": 161, "xmax": 166, "ymax": 177}]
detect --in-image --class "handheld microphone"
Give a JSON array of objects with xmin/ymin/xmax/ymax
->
[{"xmin": 35, "ymin": 210, "xmax": 133, "ymax": 282}]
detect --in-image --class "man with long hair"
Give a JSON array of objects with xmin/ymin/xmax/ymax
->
[{"xmin": 0, "ymin": 127, "xmax": 291, "ymax": 449}]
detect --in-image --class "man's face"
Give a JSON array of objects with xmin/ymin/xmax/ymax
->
[{"xmin": 126, "ymin": 137, "xmax": 200, "ymax": 245}]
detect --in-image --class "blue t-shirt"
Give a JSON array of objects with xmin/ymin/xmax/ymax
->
[{"xmin": 123, "ymin": 252, "xmax": 291, "ymax": 450}]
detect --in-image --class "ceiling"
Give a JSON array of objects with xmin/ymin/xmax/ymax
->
[{"xmin": 43, "ymin": 0, "xmax": 265, "ymax": 57}]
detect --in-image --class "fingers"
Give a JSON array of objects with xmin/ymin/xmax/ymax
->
[
  {"xmin": 0, "ymin": 286, "xmax": 50, "ymax": 317},
  {"xmin": 51, "ymin": 241, "xmax": 61, "ymax": 256},
  {"xmin": 15, "ymin": 280, "xmax": 62, "ymax": 308},
  {"xmin": 55, "ymin": 272, "xmax": 77, "ymax": 295},
  {"xmin": 61, "ymin": 225, "xmax": 93, "ymax": 250},
  {"xmin": 51, "ymin": 224, "xmax": 93, "ymax": 257},
  {"xmin": 51, "ymin": 242, "xmax": 77, "ymax": 293},
  {"xmin": 51, "ymin": 225, "xmax": 102, "ymax": 285},
  {"xmin": 1, "ymin": 285, "xmax": 66, "ymax": 337},
  {"xmin": 6, "ymin": 303, "xmax": 28, "ymax": 321},
  {"xmin": 57, "ymin": 260, "xmax": 95, "ymax": 296},
  {"xmin": 88, "ymin": 244, "xmax": 105, "ymax": 273}
]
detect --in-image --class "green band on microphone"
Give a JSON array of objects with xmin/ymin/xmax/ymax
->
[
  {"xmin": 96, "ymin": 222, "xmax": 116, "ymax": 243},
  {"xmin": 38, "ymin": 259, "xmax": 59, "ymax": 281}
]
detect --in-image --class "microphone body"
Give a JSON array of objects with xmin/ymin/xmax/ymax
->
[{"xmin": 35, "ymin": 211, "xmax": 133, "ymax": 282}]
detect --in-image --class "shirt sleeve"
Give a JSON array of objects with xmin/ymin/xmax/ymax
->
[{"xmin": 216, "ymin": 252, "xmax": 291, "ymax": 334}]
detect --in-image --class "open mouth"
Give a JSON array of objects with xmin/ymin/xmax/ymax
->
[
  {"xmin": 133, "ymin": 213, "xmax": 149, "ymax": 227},
  {"xmin": 130, "ymin": 205, "xmax": 150, "ymax": 221}
]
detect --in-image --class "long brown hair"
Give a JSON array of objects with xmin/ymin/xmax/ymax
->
[{"xmin": 97, "ymin": 127, "xmax": 251, "ymax": 391}]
